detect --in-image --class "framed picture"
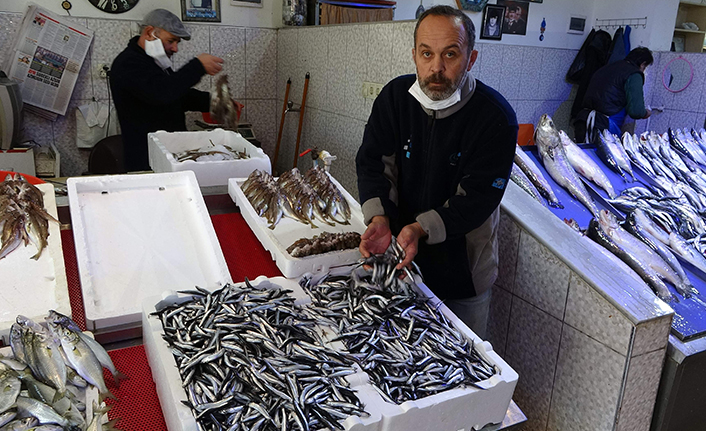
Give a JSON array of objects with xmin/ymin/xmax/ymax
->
[
  {"xmin": 181, "ymin": 0, "xmax": 221, "ymax": 22},
  {"xmin": 455, "ymin": 0, "xmax": 490, "ymax": 13},
  {"xmin": 497, "ymin": 0, "xmax": 528, "ymax": 36},
  {"xmin": 567, "ymin": 15, "xmax": 586, "ymax": 34},
  {"xmin": 230, "ymin": 0, "xmax": 262, "ymax": 7},
  {"xmin": 528, "ymin": 0, "xmax": 542, "ymax": 3},
  {"xmin": 480, "ymin": 5, "xmax": 505, "ymax": 41}
]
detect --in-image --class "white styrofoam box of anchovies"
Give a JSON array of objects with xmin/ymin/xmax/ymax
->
[
  {"xmin": 0, "ymin": 340, "xmax": 102, "ymax": 426},
  {"xmin": 0, "ymin": 183, "xmax": 70, "ymax": 345},
  {"xmin": 148, "ymin": 128, "xmax": 271, "ymax": 187},
  {"xmin": 141, "ymin": 275, "xmax": 314, "ymax": 431},
  {"xmin": 227, "ymin": 173, "xmax": 366, "ymax": 278},
  {"xmin": 67, "ymin": 171, "xmax": 232, "ymax": 332}
]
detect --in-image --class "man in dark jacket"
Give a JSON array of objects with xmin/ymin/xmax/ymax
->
[
  {"xmin": 574, "ymin": 47, "xmax": 653, "ymax": 143},
  {"xmin": 356, "ymin": 6, "xmax": 517, "ymax": 338},
  {"xmin": 110, "ymin": 9, "xmax": 225, "ymax": 172}
]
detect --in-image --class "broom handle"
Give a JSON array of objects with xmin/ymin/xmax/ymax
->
[
  {"xmin": 272, "ymin": 78, "xmax": 291, "ymax": 174},
  {"xmin": 293, "ymin": 73, "xmax": 310, "ymax": 169}
]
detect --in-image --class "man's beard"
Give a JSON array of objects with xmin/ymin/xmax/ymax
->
[{"xmin": 419, "ymin": 71, "xmax": 465, "ymax": 101}]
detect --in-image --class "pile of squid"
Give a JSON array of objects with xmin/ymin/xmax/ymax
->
[
  {"xmin": 301, "ymin": 241, "xmax": 497, "ymax": 405},
  {"xmin": 0, "ymin": 173, "xmax": 58, "ymax": 260},
  {"xmin": 286, "ymin": 232, "xmax": 361, "ymax": 258},
  {"xmin": 154, "ymin": 281, "xmax": 368, "ymax": 431},
  {"xmin": 0, "ymin": 311, "xmax": 125, "ymax": 430},
  {"xmin": 241, "ymin": 166, "xmax": 352, "ymax": 229}
]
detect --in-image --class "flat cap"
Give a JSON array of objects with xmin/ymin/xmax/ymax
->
[{"xmin": 142, "ymin": 9, "xmax": 191, "ymax": 40}]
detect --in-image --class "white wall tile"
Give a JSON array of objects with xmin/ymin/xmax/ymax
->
[
  {"xmin": 487, "ymin": 284, "xmax": 512, "ymax": 357},
  {"xmin": 245, "ymin": 99, "xmax": 277, "ymax": 158},
  {"xmin": 547, "ymin": 325, "xmax": 625, "ymax": 431},
  {"xmin": 367, "ymin": 23, "xmax": 393, "ymax": 87},
  {"xmin": 391, "ymin": 21, "xmax": 416, "ymax": 79},
  {"xmin": 277, "ymin": 28, "xmax": 299, "ymax": 103},
  {"xmin": 515, "ymin": 230, "xmax": 571, "ymax": 320},
  {"xmin": 211, "ymin": 27, "xmax": 246, "ymax": 100},
  {"xmin": 325, "ymin": 26, "xmax": 348, "ymax": 115},
  {"xmin": 520, "ymin": 46, "xmax": 543, "ymax": 101},
  {"xmin": 246, "ymin": 28, "xmax": 277, "ymax": 99},
  {"xmin": 498, "ymin": 45, "xmax": 524, "ymax": 101},
  {"xmin": 0, "ymin": 13, "xmax": 22, "ymax": 70},
  {"xmin": 343, "ymin": 25, "xmax": 369, "ymax": 122},
  {"xmin": 299, "ymin": 27, "xmax": 330, "ymax": 110},
  {"xmin": 615, "ymin": 349, "xmax": 666, "ymax": 431},
  {"xmin": 565, "ymin": 275, "xmax": 634, "ymax": 356},
  {"xmin": 496, "ymin": 209, "xmax": 520, "ymax": 292},
  {"xmin": 53, "ymin": 99, "xmax": 91, "ymax": 177},
  {"xmin": 86, "ymin": 18, "xmax": 132, "ymax": 101}
]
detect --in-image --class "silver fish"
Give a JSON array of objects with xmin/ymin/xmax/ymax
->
[
  {"xmin": 14, "ymin": 397, "xmax": 68, "ymax": 427},
  {"xmin": 0, "ymin": 373, "xmax": 20, "ymax": 414},
  {"xmin": 535, "ymin": 114, "xmax": 598, "ymax": 215},
  {"xmin": 510, "ymin": 163, "xmax": 547, "ymax": 206},
  {"xmin": 514, "ymin": 144, "xmax": 562, "ymax": 208},
  {"xmin": 559, "ymin": 130, "xmax": 617, "ymax": 198},
  {"xmin": 669, "ymin": 232, "xmax": 706, "ymax": 275},
  {"xmin": 0, "ymin": 417, "xmax": 38, "ymax": 431}
]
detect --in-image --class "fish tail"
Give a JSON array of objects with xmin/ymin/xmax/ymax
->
[
  {"xmin": 112, "ymin": 370, "xmax": 128, "ymax": 388},
  {"xmin": 99, "ymin": 388, "xmax": 118, "ymax": 402},
  {"xmin": 52, "ymin": 388, "xmax": 66, "ymax": 404},
  {"xmin": 105, "ymin": 418, "xmax": 120, "ymax": 430}
]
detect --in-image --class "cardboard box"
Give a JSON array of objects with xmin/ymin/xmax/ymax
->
[{"xmin": 0, "ymin": 148, "xmax": 35, "ymax": 176}]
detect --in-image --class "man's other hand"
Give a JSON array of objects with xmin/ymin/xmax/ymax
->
[
  {"xmin": 198, "ymin": 54, "xmax": 224, "ymax": 75},
  {"xmin": 360, "ymin": 216, "xmax": 391, "ymax": 258},
  {"xmin": 396, "ymin": 222, "xmax": 426, "ymax": 270}
]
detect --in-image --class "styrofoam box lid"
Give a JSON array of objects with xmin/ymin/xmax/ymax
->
[
  {"xmin": 228, "ymin": 173, "xmax": 367, "ymax": 278},
  {"xmin": 142, "ymin": 274, "xmax": 519, "ymax": 431},
  {"xmin": 67, "ymin": 171, "xmax": 232, "ymax": 331},
  {"xmin": 148, "ymin": 129, "xmax": 271, "ymax": 188},
  {"xmin": 0, "ymin": 183, "xmax": 70, "ymax": 344}
]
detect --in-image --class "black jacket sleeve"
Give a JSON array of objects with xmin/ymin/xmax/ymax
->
[{"xmin": 182, "ymin": 88, "xmax": 211, "ymax": 113}]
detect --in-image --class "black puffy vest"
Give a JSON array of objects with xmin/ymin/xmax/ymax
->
[{"xmin": 582, "ymin": 60, "xmax": 644, "ymax": 117}]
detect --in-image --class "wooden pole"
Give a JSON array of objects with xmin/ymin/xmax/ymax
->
[
  {"xmin": 273, "ymin": 78, "xmax": 291, "ymax": 174},
  {"xmin": 293, "ymin": 72, "xmax": 310, "ymax": 169}
]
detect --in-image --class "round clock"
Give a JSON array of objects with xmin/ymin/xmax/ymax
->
[{"xmin": 88, "ymin": 0, "xmax": 139, "ymax": 14}]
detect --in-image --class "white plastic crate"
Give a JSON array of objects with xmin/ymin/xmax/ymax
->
[
  {"xmin": 0, "ymin": 182, "xmax": 70, "ymax": 344},
  {"xmin": 67, "ymin": 171, "xmax": 232, "ymax": 332},
  {"xmin": 148, "ymin": 128, "xmax": 271, "ymax": 187},
  {"xmin": 142, "ymin": 275, "xmax": 518, "ymax": 431},
  {"xmin": 228, "ymin": 173, "xmax": 366, "ymax": 278}
]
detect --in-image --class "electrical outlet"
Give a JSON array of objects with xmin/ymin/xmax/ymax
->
[
  {"xmin": 96, "ymin": 63, "xmax": 110, "ymax": 79},
  {"xmin": 362, "ymin": 81, "xmax": 383, "ymax": 100}
]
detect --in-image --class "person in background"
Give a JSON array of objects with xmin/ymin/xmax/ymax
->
[
  {"xmin": 110, "ymin": 9, "xmax": 234, "ymax": 172},
  {"xmin": 356, "ymin": 6, "xmax": 518, "ymax": 338},
  {"xmin": 574, "ymin": 46, "xmax": 653, "ymax": 143}
]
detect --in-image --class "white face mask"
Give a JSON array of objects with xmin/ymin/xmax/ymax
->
[
  {"xmin": 144, "ymin": 32, "xmax": 172, "ymax": 70},
  {"xmin": 408, "ymin": 72, "xmax": 467, "ymax": 111}
]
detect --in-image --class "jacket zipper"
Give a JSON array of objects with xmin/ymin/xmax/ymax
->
[{"xmin": 421, "ymin": 111, "xmax": 436, "ymax": 208}]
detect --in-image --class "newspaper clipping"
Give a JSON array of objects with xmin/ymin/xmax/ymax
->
[{"xmin": 5, "ymin": 5, "xmax": 94, "ymax": 116}]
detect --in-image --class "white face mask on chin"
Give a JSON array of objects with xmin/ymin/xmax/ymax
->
[
  {"xmin": 408, "ymin": 72, "xmax": 467, "ymax": 111},
  {"xmin": 145, "ymin": 32, "xmax": 172, "ymax": 70}
]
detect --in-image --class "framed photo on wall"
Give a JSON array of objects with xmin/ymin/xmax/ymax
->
[
  {"xmin": 528, "ymin": 0, "xmax": 543, "ymax": 3},
  {"xmin": 455, "ymin": 0, "xmax": 490, "ymax": 13},
  {"xmin": 181, "ymin": 0, "xmax": 221, "ymax": 22},
  {"xmin": 497, "ymin": 0, "xmax": 528, "ymax": 36},
  {"xmin": 480, "ymin": 5, "xmax": 505, "ymax": 41},
  {"xmin": 231, "ymin": 0, "xmax": 263, "ymax": 7}
]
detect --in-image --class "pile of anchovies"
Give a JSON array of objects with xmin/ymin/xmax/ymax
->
[
  {"xmin": 302, "ymin": 242, "xmax": 498, "ymax": 405},
  {"xmin": 154, "ymin": 281, "xmax": 368, "ymax": 431}
]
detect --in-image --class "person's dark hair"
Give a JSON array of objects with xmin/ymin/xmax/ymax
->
[
  {"xmin": 508, "ymin": 5, "xmax": 521, "ymax": 13},
  {"xmin": 414, "ymin": 5, "xmax": 475, "ymax": 54},
  {"xmin": 625, "ymin": 47, "xmax": 654, "ymax": 67}
]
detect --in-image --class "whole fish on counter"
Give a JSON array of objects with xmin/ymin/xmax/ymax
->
[
  {"xmin": 621, "ymin": 132, "xmax": 657, "ymax": 177},
  {"xmin": 514, "ymin": 144, "xmax": 562, "ymax": 208},
  {"xmin": 669, "ymin": 232, "xmax": 706, "ymax": 275},
  {"xmin": 510, "ymin": 164, "xmax": 547, "ymax": 207},
  {"xmin": 588, "ymin": 210, "xmax": 678, "ymax": 302},
  {"xmin": 559, "ymin": 131, "xmax": 617, "ymax": 198},
  {"xmin": 535, "ymin": 114, "xmax": 598, "ymax": 216},
  {"xmin": 0, "ymin": 174, "xmax": 58, "ymax": 261},
  {"xmin": 597, "ymin": 130, "xmax": 634, "ymax": 181}
]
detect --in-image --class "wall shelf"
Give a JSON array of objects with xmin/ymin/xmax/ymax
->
[{"xmin": 674, "ymin": 1, "xmax": 706, "ymax": 52}]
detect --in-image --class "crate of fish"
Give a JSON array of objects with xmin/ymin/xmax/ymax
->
[
  {"xmin": 148, "ymin": 128, "xmax": 271, "ymax": 187},
  {"xmin": 142, "ymin": 254, "xmax": 517, "ymax": 431},
  {"xmin": 0, "ymin": 311, "xmax": 120, "ymax": 430},
  {"xmin": 228, "ymin": 167, "xmax": 367, "ymax": 278},
  {"xmin": 0, "ymin": 173, "xmax": 70, "ymax": 345},
  {"xmin": 67, "ymin": 171, "xmax": 232, "ymax": 333}
]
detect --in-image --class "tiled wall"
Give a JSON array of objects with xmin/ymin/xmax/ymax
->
[
  {"xmin": 0, "ymin": 12, "xmax": 278, "ymax": 177},
  {"xmin": 635, "ymin": 51, "xmax": 706, "ymax": 134},
  {"xmin": 488, "ymin": 205, "xmax": 671, "ymax": 431},
  {"xmin": 274, "ymin": 22, "xmax": 578, "ymax": 198}
]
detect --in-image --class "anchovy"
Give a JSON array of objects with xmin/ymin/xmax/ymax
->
[
  {"xmin": 510, "ymin": 163, "xmax": 548, "ymax": 206},
  {"xmin": 514, "ymin": 144, "xmax": 562, "ymax": 208}
]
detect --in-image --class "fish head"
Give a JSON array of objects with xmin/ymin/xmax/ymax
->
[
  {"xmin": 19, "ymin": 417, "xmax": 39, "ymax": 427},
  {"xmin": 15, "ymin": 315, "xmax": 43, "ymax": 333},
  {"xmin": 534, "ymin": 114, "xmax": 562, "ymax": 155},
  {"xmin": 9, "ymin": 323, "xmax": 22, "ymax": 342},
  {"xmin": 598, "ymin": 209, "xmax": 619, "ymax": 231}
]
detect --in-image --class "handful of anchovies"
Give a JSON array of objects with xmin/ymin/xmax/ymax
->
[
  {"xmin": 154, "ymin": 280, "xmax": 368, "ymax": 431},
  {"xmin": 0, "ymin": 311, "xmax": 125, "ymax": 431},
  {"xmin": 0, "ymin": 173, "xmax": 59, "ymax": 260},
  {"xmin": 301, "ymin": 241, "xmax": 498, "ymax": 405}
]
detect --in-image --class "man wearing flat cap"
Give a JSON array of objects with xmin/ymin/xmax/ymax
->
[{"xmin": 111, "ymin": 9, "xmax": 228, "ymax": 172}]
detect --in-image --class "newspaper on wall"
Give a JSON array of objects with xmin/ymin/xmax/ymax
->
[{"xmin": 5, "ymin": 4, "xmax": 94, "ymax": 117}]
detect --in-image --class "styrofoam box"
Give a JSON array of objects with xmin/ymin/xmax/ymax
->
[
  {"xmin": 0, "ymin": 182, "xmax": 70, "ymax": 344},
  {"xmin": 142, "ymin": 274, "xmax": 518, "ymax": 431},
  {"xmin": 0, "ymin": 340, "xmax": 101, "ymax": 425},
  {"xmin": 148, "ymin": 128, "xmax": 271, "ymax": 187},
  {"xmin": 67, "ymin": 171, "xmax": 232, "ymax": 332},
  {"xmin": 228, "ymin": 174, "xmax": 366, "ymax": 278}
]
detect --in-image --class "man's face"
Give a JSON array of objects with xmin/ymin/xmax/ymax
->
[
  {"xmin": 413, "ymin": 15, "xmax": 477, "ymax": 101},
  {"xmin": 154, "ymin": 28, "xmax": 181, "ymax": 57}
]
